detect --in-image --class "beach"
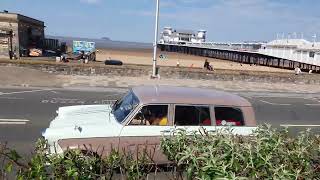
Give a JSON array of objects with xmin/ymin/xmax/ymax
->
[{"xmin": 95, "ymin": 48, "xmax": 292, "ymax": 73}]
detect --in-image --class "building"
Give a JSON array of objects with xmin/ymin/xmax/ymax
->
[
  {"xmin": 0, "ymin": 11, "xmax": 45, "ymax": 58},
  {"xmin": 259, "ymin": 39, "xmax": 320, "ymax": 66},
  {"xmin": 159, "ymin": 27, "xmax": 206, "ymax": 44}
]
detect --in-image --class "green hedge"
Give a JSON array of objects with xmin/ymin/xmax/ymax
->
[{"xmin": 1, "ymin": 125, "xmax": 319, "ymax": 179}]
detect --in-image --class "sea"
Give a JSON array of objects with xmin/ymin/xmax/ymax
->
[{"xmin": 48, "ymin": 36, "xmax": 153, "ymax": 50}]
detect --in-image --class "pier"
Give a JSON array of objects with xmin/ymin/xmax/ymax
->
[{"xmin": 158, "ymin": 43, "xmax": 320, "ymax": 73}]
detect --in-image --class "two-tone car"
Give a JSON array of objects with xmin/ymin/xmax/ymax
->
[{"xmin": 43, "ymin": 86, "xmax": 256, "ymax": 164}]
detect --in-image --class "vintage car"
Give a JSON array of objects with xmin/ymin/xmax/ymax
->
[{"xmin": 43, "ymin": 86, "xmax": 256, "ymax": 164}]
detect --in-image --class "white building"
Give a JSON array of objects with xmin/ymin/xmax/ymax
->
[
  {"xmin": 159, "ymin": 27, "xmax": 206, "ymax": 44},
  {"xmin": 259, "ymin": 39, "xmax": 320, "ymax": 66}
]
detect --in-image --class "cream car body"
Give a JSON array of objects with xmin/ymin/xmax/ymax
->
[{"xmin": 43, "ymin": 86, "xmax": 257, "ymax": 163}]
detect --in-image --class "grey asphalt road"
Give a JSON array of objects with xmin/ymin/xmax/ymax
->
[{"xmin": 0, "ymin": 87, "xmax": 320, "ymax": 155}]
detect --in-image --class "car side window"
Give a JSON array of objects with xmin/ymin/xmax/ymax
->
[
  {"xmin": 214, "ymin": 106, "xmax": 244, "ymax": 126},
  {"xmin": 174, "ymin": 105, "xmax": 211, "ymax": 126},
  {"xmin": 129, "ymin": 105, "xmax": 169, "ymax": 126}
]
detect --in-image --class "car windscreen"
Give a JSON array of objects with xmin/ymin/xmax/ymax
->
[{"xmin": 112, "ymin": 91, "xmax": 139, "ymax": 123}]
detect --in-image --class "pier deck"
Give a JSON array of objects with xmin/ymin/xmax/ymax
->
[{"xmin": 158, "ymin": 43, "xmax": 320, "ymax": 73}]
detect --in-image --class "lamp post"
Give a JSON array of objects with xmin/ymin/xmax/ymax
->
[{"xmin": 152, "ymin": 0, "xmax": 160, "ymax": 78}]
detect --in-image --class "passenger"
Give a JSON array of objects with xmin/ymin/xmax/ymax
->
[
  {"xmin": 201, "ymin": 118, "xmax": 211, "ymax": 126},
  {"xmin": 151, "ymin": 113, "xmax": 168, "ymax": 126},
  {"xmin": 200, "ymin": 111, "xmax": 211, "ymax": 126},
  {"xmin": 157, "ymin": 114, "xmax": 168, "ymax": 126}
]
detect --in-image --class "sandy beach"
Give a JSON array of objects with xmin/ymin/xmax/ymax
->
[{"xmin": 96, "ymin": 48, "xmax": 292, "ymax": 73}]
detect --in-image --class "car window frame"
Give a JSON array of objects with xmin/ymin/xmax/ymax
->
[
  {"xmin": 173, "ymin": 104, "xmax": 214, "ymax": 126},
  {"xmin": 124, "ymin": 103, "xmax": 173, "ymax": 126}
]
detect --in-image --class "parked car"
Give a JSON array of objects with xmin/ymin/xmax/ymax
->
[
  {"xmin": 43, "ymin": 86, "xmax": 256, "ymax": 164},
  {"xmin": 29, "ymin": 48, "xmax": 42, "ymax": 57}
]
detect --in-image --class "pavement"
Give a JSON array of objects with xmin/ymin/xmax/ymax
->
[
  {"xmin": 0, "ymin": 87, "xmax": 320, "ymax": 156},
  {"xmin": 62, "ymin": 75, "xmax": 320, "ymax": 93}
]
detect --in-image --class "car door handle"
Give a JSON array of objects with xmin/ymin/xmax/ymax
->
[{"xmin": 160, "ymin": 130, "xmax": 171, "ymax": 133}]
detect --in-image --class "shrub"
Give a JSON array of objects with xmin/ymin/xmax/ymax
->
[
  {"xmin": 1, "ymin": 125, "xmax": 319, "ymax": 179},
  {"xmin": 0, "ymin": 139, "xmax": 156, "ymax": 180},
  {"xmin": 161, "ymin": 125, "xmax": 320, "ymax": 179}
]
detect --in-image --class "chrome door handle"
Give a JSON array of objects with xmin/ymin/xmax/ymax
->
[{"xmin": 160, "ymin": 130, "xmax": 171, "ymax": 133}]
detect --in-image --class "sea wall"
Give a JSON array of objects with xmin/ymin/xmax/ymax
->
[{"xmin": 1, "ymin": 60, "xmax": 320, "ymax": 85}]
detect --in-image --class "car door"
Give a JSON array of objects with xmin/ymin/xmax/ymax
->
[
  {"xmin": 173, "ymin": 104, "xmax": 216, "ymax": 133},
  {"xmin": 119, "ymin": 104, "xmax": 174, "ymax": 164}
]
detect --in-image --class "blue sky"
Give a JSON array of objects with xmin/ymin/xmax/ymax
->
[{"xmin": 1, "ymin": 0, "xmax": 320, "ymax": 43}]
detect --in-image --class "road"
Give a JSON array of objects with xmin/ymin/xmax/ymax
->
[{"xmin": 0, "ymin": 87, "xmax": 320, "ymax": 155}]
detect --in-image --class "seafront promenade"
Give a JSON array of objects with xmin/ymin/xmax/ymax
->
[{"xmin": 1, "ymin": 58, "xmax": 320, "ymax": 94}]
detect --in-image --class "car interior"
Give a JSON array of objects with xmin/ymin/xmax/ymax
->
[
  {"xmin": 174, "ymin": 106, "xmax": 211, "ymax": 126},
  {"xmin": 130, "ymin": 105, "xmax": 169, "ymax": 126},
  {"xmin": 214, "ymin": 107, "xmax": 244, "ymax": 126}
]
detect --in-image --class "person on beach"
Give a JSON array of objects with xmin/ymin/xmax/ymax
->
[
  {"xmin": 80, "ymin": 51, "xmax": 88, "ymax": 64},
  {"xmin": 295, "ymin": 66, "xmax": 301, "ymax": 75},
  {"xmin": 204, "ymin": 59, "xmax": 214, "ymax": 71}
]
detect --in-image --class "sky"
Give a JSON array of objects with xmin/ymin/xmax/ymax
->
[{"xmin": 1, "ymin": 0, "xmax": 320, "ymax": 43}]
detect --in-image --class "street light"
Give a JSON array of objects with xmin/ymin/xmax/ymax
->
[{"xmin": 152, "ymin": 0, "xmax": 160, "ymax": 78}]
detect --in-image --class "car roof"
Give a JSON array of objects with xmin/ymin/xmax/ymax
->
[{"xmin": 132, "ymin": 86, "xmax": 251, "ymax": 107}]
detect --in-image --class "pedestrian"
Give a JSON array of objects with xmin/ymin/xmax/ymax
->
[
  {"xmin": 80, "ymin": 51, "xmax": 86, "ymax": 64},
  {"xmin": 61, "ymin": 53, "xmax": 68, "ymax": 63},
  {"xmin": 9, "ymin": 50, "xmax": 13, "ymax": 59},
  {"xmin": 204, "ymin": 59, "xmax": 209, "ymax": 69},
  {"xmin": 176, "ymin": 61, "xmax": 180, "ymax": 67},
  {"xmin": 295, "ymin": 66, "xmax": 301, "ymax": 75},
  {"xmin": 204, "ymin": 59, "xmax": 214, "ymax": 71}
]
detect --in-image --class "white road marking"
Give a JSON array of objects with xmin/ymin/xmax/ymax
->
[
  {"xmin": 0, "ymin": 97, "xmax": 24, "ymax": 100},
  {"xmin": 304, "ymin": 98, "xmax": 320, "ymax": 106},
  {"xmin": 0, "ymin": 89, "xmax": 52, "ymax": 96},
  {"xmin": 0, "ymin": 122, "xmax": 28, "ymax": 125},
  {"xmin": 280, "ymin": 124, "xmax": 320, "ymax": 127},
  {"xmin": 0, "ymin": 119, "xmax": 30, "ymax": 125},
  {"xmin": 50, "ymin": 91, "xmax": 59, "ymax": 94},
  {"xmin": 41, "ymin": 98, "xmax": 82, "ymax": 104},
  {"xmin": 259, "ymin": 100, "xmax": 291, "ymax": 106},
  {"xmin": 305, "ymin": 104, "xmax": 320, "ymax": 106}
]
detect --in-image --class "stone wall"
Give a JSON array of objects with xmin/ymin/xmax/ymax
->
[
  {"xmin": 0, "ymin": 21, "xmax": 18, "ymax": 57},
  {"xmin": 1, "ymin": 60, "xmax": 320, "ymax": 85}
]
